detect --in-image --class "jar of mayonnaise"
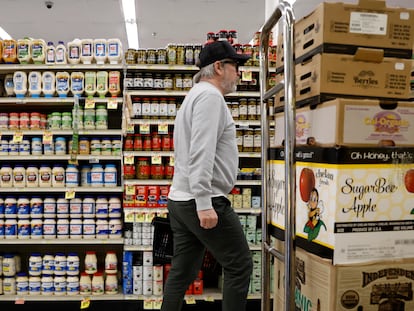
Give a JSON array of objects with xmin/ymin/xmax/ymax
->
[
  {"xmin": 13, "ymin": 164, "xmax": 26, "ymax": 187},
  {"xmin": 108, "ymin": 218, "xmax": 122, "ymax": 239},
  {"xmin": 70, "ymin": 71, "xmax": 84, "ymax": 97},
  {"xmin": 83, "ymin": 219, "xmax": 95, "ymax": 239},
  {"xmin": 84, "ymin": 71, "xmax": 96, "ymax": 97},
  {"xmin": 39, "ymin": 165, "xmax": 52, "ymax": 187},
  {"xmin": 69, "ymin": 218, "xmax": 82, "ymax": 239},
  {"xmin": 43, "ymin": 219, "xmax": 56, "ymax": 239},
  {"xmin": 28, "ymin": 71, "xmax": 42, "ymax": 98},
  {"xmin": 42, "ymin": 253, "xmax": 55, "ymax": 274},
  {"xmin": 54, "ymin": 275, "xmax": 66, "ymax": 296},
  {"xmin": 17, "ymin": 196, "xmax": 30, "ymax": 219},
  {"xmin": 66, "ymin": 252, "xmax": 80, "ymax": 276},
  {"xmin": 104, "ymin": 251, "xmax": 118, "ymax": 274},
  {"xmin": 79, "ymin": 272, "xmax": 92, "ymax": 295},
  {"xmin": 94, "ymin": 39, "xmax": 107, "ymax": 64},
  {"xmin": 13, "ymin": 71, "xmax": 27, "ymax": 98},
  {"xmin": 2, "ymin": 253, "xmax": 16, "ymax": 276},
  {"xmin": 26, "ymin": 165, "xmax": 39, "ymax": 188},
  {"xmin": 3, "ymin": 276, "xmax": 17, "ymax": 295},
  {"xmin": 96, "ymin": 71, "xmax": 108, "ymax": 98},
  {"xmin": 82, "ymin": 196, "xmax": 95, "ymax": 218},
  {"xmin": 67, "ymin": 39, "xmax": 81, "ymax": 65},
  {"xmin": 30, "ymin": 196, "xmax": 43, "ymax": 218},
  {"xmin": 29, "ymin": 276, "xmax": 41, "ymax": 295},
  {"xmin": 107, "ymin": 38, "xmax": 122, "ymax": 64},
  {"xmin": 54, "ymin": 253, "xmax": 67, "ymax": 276},
  {"xmin": 0, "ymin": 165, "xmax": 13, "ymax": 187},
  {"xmin": 16, "ymin": 272, "xmax": 29, "ymax": 295},
  {"xmin": 31, "ymin": 39, "xmax": 46, "ymax": 64},
  {"xmin": 17, "ymin": 219, "xmax": 30, "ymax": 239},
  {"xmin": 29, "ymin": 252, "xmax": 42, "ymax": 276},
  {"xmin": 105, "ymin": 273, "xmax": 118, "ymax": 294},
  {"xmin": 67, "ymin": 275, "xmax": 79, "ymax": 295},
  {"xmin": 56, "ymin": 71, "xmax": 70, "ymax": 98},
  {"xmin": 81, "ymin": 39, "xmax": 94, "ymax": 64},
  {"xmin": 41, "ymin": 274, "xmax": 54, "ymax": 295},
  {"xmin": 92, "ymin": 272, "xmax": 104, "ymax": 295},
  {"xmin": 65, "ymin": 164, "xmax": 79, "ymax": 187},
  {"xmin": 104, "ymin": 164, "xmax": 117, "ymax": 187},
  {"xmin": 31, "ymin": 218, "xmax": 43, "ymax": 239},
  {"xmin": 84, "ymin": 251, "xmax": 97, "ymax": 275},
  {"xmin": 42, "ymin": 71, "xmax": 56, "ymax": 98},
  {"xmin": 56, "ymin": 218, "xmax": 69, "ymax": 239},
  {"xmin": 52, "ymin": 164, "xmax": 65, "ymax": 187}
]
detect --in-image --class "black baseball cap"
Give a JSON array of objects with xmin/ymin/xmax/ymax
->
[{"xmin": 197, "ymin": 40, "xmax": 250, "ymax": 68}]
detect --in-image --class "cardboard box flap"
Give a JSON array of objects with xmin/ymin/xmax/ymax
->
[
  {"xmin": 353, "ymin": 47, "xmax": 384, "ymax": 62},
  {"xmin": 358, "ymin": 0, "xmax": 386, "ymax": 10}
]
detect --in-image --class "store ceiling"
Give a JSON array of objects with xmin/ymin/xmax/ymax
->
[{"xmin": 0, "ymin": 0, "xmax": 412, "ymax": 50}]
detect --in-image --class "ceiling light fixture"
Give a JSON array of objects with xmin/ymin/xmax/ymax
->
[
  {"xmin": 121, "ymin": 0, "xmax": 139, "ymax": 49},
  {"xmin": 0, "ymin": 26, "xmax": 12, "ymax": 40}
]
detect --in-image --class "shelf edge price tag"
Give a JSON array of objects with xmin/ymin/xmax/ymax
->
[
  {"xmin": 13, "ymin": 131, "xmax": 23, "ymax": 143},
  {"xmin": 151, "ymin": 154, "xmax": 162, "ymax": 165},
  {"xmin": 43, "ymin": 131, "xmax": 53, "ymax": 144},
  {"xmin": 124, "ymin": 155, "xmax": 135, "ymax": 165},
  {"xmin": 169, "ymin": 155, "xmax": 175, "ymax": 167},
  {"xmin": 136, "ymin": 212, "xmax": 145, "ymax": 223},
  {"xmin": 124, "ymin": 210, "xmax": 135, "ymax": 223},
  {"xmin": 80, "ymin": 298, "xmax": 91, "ymax": 309},
  {"xmin": 125, "ymin": 185, "xmax": 136, "ymax": 196},
  {"xmin": 65, "ymin": 189, "xmax": 76, "ymax": 199},
  {"xmin": 126, "ymin": 125, "xmax": 135, "ymax": 134},
  {"xmin": 153, "ymin": 298, "xmax": 162, "ymax": 309},
  {"xmin": 143, "ymin": 299, "xmax": 153, "ymax": 310},
  {"xmin": 185, "ymin": 296, "xmax": 196, "ymax": 305},
  {"xmin": 140, "ymin": 124, "xmax": 150, "ymax": 134},
  {"xmin": 241, "ymin": 70, "xmax": 252, "ymax": 82},
  {"xmin": 107, "ymin": 98, "xmax": 118, "ymax": 109},
  {"xmin": 158, "ymin": 124, "xmax": 168, "ymax": 134},
  {"xmin": 204, "ymin": 296, "xmax": 215, "ymax": 302},
  {"xmin": 85, "ymin": 98, "xmax": 95, "ymax": 109}
]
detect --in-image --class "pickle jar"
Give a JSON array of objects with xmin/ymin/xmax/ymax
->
[
  {"xmin": 163, "ymin": 74, "xmax": 173, "ymax": 91},
  {"xmin": 136, "ymin": 49, "xmax": 147, "ymax": 64},
  {"xmin": 182, "ymin": 74, "xmax": 192, "ymax": 91},
  {"xmin": 123, "ymin": 163, "xmax": 135, "ymax": 179},
  {"xmin": 164, "ymin": 157, "xmax": 174, "ymax": 179},
  {"xmin": 167, "ymin": 44, "xmax": 177, "ymax": 65},
  {"xmin": 242, "ymin": 44, "xmax": 253, "ymax": 66},
  {"xmin": 243, "ymin": 128, "xmax": 254, "ymax": 152},
  {"xmin": 184, "ymin": 44, "xmax": 194, "ymax": 65},
  {"xmin": 151, "ymin": 132, "xmax": 161, "ymax": 151},
  {"xmin": 146, "ymin": 49, "xmax": 157, "ymax": 64},
  {"xmin": 157, "ymin": 48, "xmax": 167, "ymax": 64},
  {"xmin": 230, "ymin": 102, "xmax": 239, "ymax": 120},
  {"xmin": 125, "ymin": 49, "xmax": 136, "ymax": 64},
  {"xmin": 238, "ymin": 98, "xmax": 248, "ymax": 120},
  {"xmin": 236, "ymin": 128, "xmax": 243, "ymax": 152},
  {"xmin": 173, "ymin": 74, "xmax": 183, "ymax": 91},
  {"xmin": 253, "ymin": 128, "xmax": 261, "ymax": 152},
  {"xmin": 247, "ymin": 98, "xmax": 257, "ymax": 121},
  {"xmin": 136, "ymin": 157, "xmax": 150, "ymax": 179},
  {"xmin": 176, "ymin": 45, "xmax": 185, "ymax": 65}
]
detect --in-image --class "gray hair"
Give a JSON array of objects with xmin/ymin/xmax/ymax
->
[{"xmin": 193, "ymin": 63, "xmax": 216, "ymax": 83}]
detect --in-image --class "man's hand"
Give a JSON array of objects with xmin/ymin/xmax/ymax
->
[{"xmin": 197, "ymin": 208, "xmax": 218, "ymax": 229}]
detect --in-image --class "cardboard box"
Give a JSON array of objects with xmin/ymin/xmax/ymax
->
[
  {"xmin": 274, "ymin": 245, "xmax": 414, "ymax": 311},
  {"xmin": 276, "ymin": 0, "xmax": 414, "ymax": 68},
  {"xmin": 269, "ymin": 146, "xmax": 414, "ymax": 264},
  {"xmin": 275, "ymin": 51, "xmax": 412, "ymax": 107},
  {"xmin": 274, "ymin": 98, "xmax": 414, "ymax": 147}
]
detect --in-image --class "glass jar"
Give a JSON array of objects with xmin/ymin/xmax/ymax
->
[
  {"xmin": 231, "ymin": 101, "xmax": 239, "ymax": 120},
  {"xmin": 151, "ymin": 132, "xmax": 161, "ymax": 151},
  {"xmin": 151, "ymin": 163, "xmax": 164, "ymax": 180},
  {"xmin": 163, "ymin": 74, "xmax": 173, "ymax": 90},
  {"xmin": 238, "ymin": 98, "xmax": 248, "ymax": 120},
  {"xmin": 142, "ymin": 134, "xmax": 152, "ymax": 151},
  {"xmin": 136, "ymin": 157, "xmax": 150, "ymax": 179},
  {"xmin": 84, "ymin": 251, "xmax": 97, "ymax": 275},
  {"xmin": 243, "ymin": 128, "xmax": 254, "ymax": 152},
  {"xmin": 124, "ymin": 134, "xmax": 134, "ymax": 151},
  {"xmin": 156, "ymin": 48, "xmax": 167, "ymax": 64},
  {"xmin": 247, "ymin": 98, "xmax": 257, "ymax": 120},
  {"xmin": 167, "ymin": 44, "xmax": 177, "ymax": 65}
]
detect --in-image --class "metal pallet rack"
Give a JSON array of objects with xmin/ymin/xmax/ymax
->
[{"xmin": 259, "ymin": 1, "xmax": 296, "ymax": 311}]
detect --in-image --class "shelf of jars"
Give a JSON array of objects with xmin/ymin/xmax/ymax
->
[
  {"xmin": 0, "ymin": 97, "xmax": 123, "ymax": 104},
  {"xmin": 0, "ymin": 64, "xmax": 124, "ymax": 71},
  {"xmin": 0, "ymin": 129, "xmax": 123, "ymax": 136},
  {"xmin": 0, "ymin": 186, "xmax": 123, "ymax": 193},
  {"xmin": 0, "ymin": 238, "xmax": 124, "ymax": 245},
  {"xmin": 0, "ymin": 293, "xmax": 125, "ymax": 302}
]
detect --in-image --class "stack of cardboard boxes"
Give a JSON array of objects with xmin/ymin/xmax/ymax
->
[{"xmin": 270, "ymin": 1, "xmax": 414, "ymax": 310}]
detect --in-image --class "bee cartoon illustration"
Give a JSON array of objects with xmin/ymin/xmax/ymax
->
[{"xmin": 303, "ymin": 187, "xmax": 326, "ymax": 241}]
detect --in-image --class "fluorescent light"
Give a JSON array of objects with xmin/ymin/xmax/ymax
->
[
  {"xmin": 0, "ymin": 26, "xmax": 12, "ymax": 40},
  {"xmin": 125, "ymin": 21, "xmax": 139, "ymax": 49},
  {"xmin": 121, "ymin": 0, "xmax": 139, "ymax": 49}
]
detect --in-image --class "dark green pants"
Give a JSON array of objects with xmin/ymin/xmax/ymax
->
[{"xmin": 161, "ymin": 196, "xmax": 253, "ymax": 311}]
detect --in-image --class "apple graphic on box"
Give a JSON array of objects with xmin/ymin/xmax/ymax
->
[{"xmin": 299, "ymin": 168, "xmax": 315, "ymax": 202}]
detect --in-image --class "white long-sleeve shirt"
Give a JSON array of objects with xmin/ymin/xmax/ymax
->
[{"xmin": 168, "ymin": 81, "xmax": 238, "ymax": 211}]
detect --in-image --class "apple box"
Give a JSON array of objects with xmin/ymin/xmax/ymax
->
[
  {"xmin": 269, "ymin": 146, "xmax": 414, "ymax": 264},
  {"xmin": 274, "ymin": 244, "xmax": 414, "ymax": 311},
  {"xmin": 274, "ymin": 98, "xmax": 414, "ymax": 147}
]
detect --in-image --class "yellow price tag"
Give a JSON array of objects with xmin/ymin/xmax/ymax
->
[
  {"xmin": 204, "ymin": 296, "xmax": 215, "ymax": 302},
  {"xmin": 140, "ymin": 124, "xmax": 150, "ymax": 134},
  {"xmin": 107, "ymin": 98, "xmax": 118, "ymax": 109},
  {"xmin": 124, "ymin": 155, "xmax": 135, "ymax": 165},
  {"xmin": 80, "ymin": 298, "xmax": 91, "ymax": 309},
  {"xmin": 145, "ymin": 212, "xmax": 156, "ymax": 223},
  {"xmin": 143, "ymin": 299, "xmax": 153, "ymax": 309},
  {"xmin": 241, "ymin": 70, "xmax": 253, "ymax": 82},
  {"xmin": 85, "ymin": 98, "xmax": 95, "ymax": 109},
  {"xmin": 185, "ymin": 296, "xmax": 196, "ymax": 304},
  {"xmin": 42, "ymin": 131, "xmax": 53, "ymax": 144},
  {"xmin": 127, "ymin": 125, "xmax": 135, "ymax": 133},
  {"xmin": 153, "ymin": 299, "xmax": 162, "ymax": 309},
  {"xmin": 136, "ymin": 213, "xmax": 146, "ymax": 223},
  {"xmin": 124, "ymin": 211, "xmax": 135, "ymax": 223},
  {"xmin": 169, "ymin": 156, "xmax": 175, "ymax": 166},
  {"xmin": 158, "ymin": 124, "xmax": 168, "ymax": 134},
  {"xmin": 65, "ymin": 189, "xmax": 76, "ymax": 199},
  {"xmin": 125, "ymin": 185, "xmax": 136, "ymax": 195},
  {"xmin": 151, "ymin": 155, "xmax": 162, "ymax": 165},
  {"xmin": 13, "ymin": 132, "xmax": 23, "ymax": 143}
]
